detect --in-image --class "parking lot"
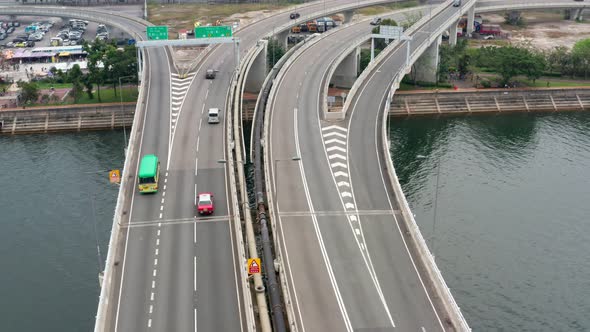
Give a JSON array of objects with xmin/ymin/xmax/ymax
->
[{"xmin": 0, "ymin": 15, "xmax": 131, "ymax": 50}]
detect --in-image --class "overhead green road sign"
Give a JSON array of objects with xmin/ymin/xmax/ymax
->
[
  {"xmin": 195, "ymin": 26, "xmax": 233, "ymax": 38},
  {"xmin": 147, "ymin": 26, "xmax": 169, "ymax": 40}
]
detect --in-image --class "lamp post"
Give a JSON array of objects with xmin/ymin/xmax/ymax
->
[
  {"xmin": 273, "ymin": 156, "xmax": 301, "ymax": 199},
  {"xmin": 417, "ymin": 154, "xmax": 441, "ymax": 254},
  {"xmin": 118, "ymin": 75, "xmax": 134, "ymax": 156}
]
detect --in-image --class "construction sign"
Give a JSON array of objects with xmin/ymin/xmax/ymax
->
[
  {"xmin": 109, "ymin": 169, "xmax": 121, "ymax": 184},
  {"xmin": 247, "ymin": 258, "xmax": 261, "ymax": 274}
]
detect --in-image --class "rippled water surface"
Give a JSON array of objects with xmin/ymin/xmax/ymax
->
[
  {"xmin": 389, "ymin": 112, "xmax": 590, "ymax": 331},
  {"xmin": 2, "ymin": 112, "xmax": 590, "ymax": 331},
  {"xmin": 0, "ymin": 132, "xmax": 124, "ymax": 331}
]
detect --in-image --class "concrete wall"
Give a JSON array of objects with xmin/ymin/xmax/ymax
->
[
  {"xmin": 332, "ymin": 46, "xmax": 360, "ymax": 89},
  {"xmin": 391, "ymin": 88, "xmax": 590, "ymax": 116},
  {"xmin": 0, "ymin": 103, "xmax": 135, "ymax": 134},
  {"xmin": 412, "ymin": 35, "xmax": 441, "ymax": 83}
]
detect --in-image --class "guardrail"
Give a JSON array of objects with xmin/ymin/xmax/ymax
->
[
  {"xmin": 260, "ymin": 33, "xmax": 320, "ymax": 332},
  {"xmin": 380, "ymin": 72, "xmax": 470, "ymax": 331},
  {"xmin": 231, "ymin": 41, "xmax": 267, "ymax": 332},
  {"xmin": 94, "ymin": 46, "xmax": 149, "ymax": 332}
]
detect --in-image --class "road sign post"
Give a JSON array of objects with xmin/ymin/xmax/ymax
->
[
  {"xmin": 194, "ymin": 26, "xmax": 233, "ymax": 38},
  {"xmin": 109, "ymin": 170, "xmax": 121, "ymax": 184},
  {"xmin": 146, "ymin": 26, "xmax": 168, "ymax": 40},
  {"xmin": 248, "ymin": 258, "xmax": 261, "ymax": 274}
]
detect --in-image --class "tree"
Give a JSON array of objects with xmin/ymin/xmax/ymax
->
[
  {"xmin": 84, "ymin": 39, "xmax": 110, "ymax": 102},
  {"xmin": 67, "ymin": 63, "xmax": 83, "ymax": 84},
  {"xmin": 71, "ymin": 79, "xmax": 84, "ymax": 103},
  {"xmin": 572, "ymin": 38, "xmax": 590, "ymax": 79},
  {"xmin": 17, "ymin": 81, "xmax": 40, "ymax": 105},
  {"xmin": 104, "ymin": 44, "xmax": 137, "ymax": 96},
  {"xmin": 267, "ymin": 38, "xmax": 285, "ymax": 68}
]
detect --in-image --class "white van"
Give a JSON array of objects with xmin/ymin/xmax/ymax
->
[{"xmin": 208, "ymin": 108, "xmax": 220, "ymax": 124}]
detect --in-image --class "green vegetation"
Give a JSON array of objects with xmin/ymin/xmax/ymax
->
[
  {"xmin": 148, "ymin": 2, "xmax": 292, "ymax": 32},
  {"xmin": 434, "ymin": 37, "xmax": 590, "ymax": 88},
  {"xmin": 268, "ymin": 38, "xmax": 285, "ymax": 68},
  {"xmin": 357, "ymin": 0, "xmax": 419, "ymax": 16},
  {"xmin": 75, "ymin": 87, "xmax": 138, "ymax": 104},
  {"xmin": 35, "ymin": 82, "xmax": 72, "ymax": 89},
  {"xmin": 17, "ymin": 81, "xmax": 40, "ymax": 105}
]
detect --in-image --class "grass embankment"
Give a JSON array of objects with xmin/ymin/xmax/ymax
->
[
  {"xmin": 147, "ymin": 2, "xmax": 293, "ymax": 33},
  {"xmin": 357, "ymin": 1, "xmax": 420, "ymax": 16},
  {"xmin": 77, "ymin": 87, "xmax": 138, "ymax": 104},
  {"xmin": 32, "ymin": 86, "xmax": 138, "ymax": 106}
]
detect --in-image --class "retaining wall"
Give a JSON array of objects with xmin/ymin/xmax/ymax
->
[
  {"xmin": 391, "ymin": 88, "xmax": 590, "ymax": 116},
  {"xmin": 0, "ymin": 103, "xmax": 136, "ymax": 134}
]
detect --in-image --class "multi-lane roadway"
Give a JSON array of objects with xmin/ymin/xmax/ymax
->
[
  {"xmin": 110, "ymin": 1, "xmax": 412, "ymax": 331},
  {"xmin": 267, "ymin": 4, "xmax": 455, "ymax": 331}
]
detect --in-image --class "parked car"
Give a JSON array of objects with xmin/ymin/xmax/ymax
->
[
  {"xmin": 7, "ymin": 27, "xmax": 14, "ymax": 34},
  {"xmin": 26, "ymin": 40, "xmax": 35, "ymax": 47},
  {"xmin": 6, "ymin": 41, "xmax": 15, "ymax": 47},
  {"xmin": 370, "ymin": 17, "xmax": 382, "ymax": 25},
  {"xmin": 14, "ymin": 41, "xmax": 27, "ymax": 47},
  {"xmin": 290, "ymin": 12, "xmax": 300, "ymax": 19},
  {"xmin": 0, "ymin": 33, "xmax": 6, "ymax": 40}
]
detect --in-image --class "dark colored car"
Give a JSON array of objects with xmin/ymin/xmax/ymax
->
[
  {"xmin": 290, "ymin": 12, "xmax": 300, "ymax": 19},
  {"xmin": 205, "ymin": 69, "xmax": 216, "ymax": 79}
]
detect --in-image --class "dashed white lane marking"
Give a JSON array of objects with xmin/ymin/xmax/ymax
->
[
  {"xmin": 164, "ymin": 178, "xmax": 168, "ymax": 183},
  {"xmin": 154, "ymin": 258, "xmax": 158, "ymax": 266},
  {"xmin": 152, "ymin": 280, "xmax": 155, "ymax": 288},
  {"xmin": 199, "ymin": 118, "xmax": 202, "ymax": 131},
  {"xmin": 159, "ymin": 213, "xmax": 162, "ymax": 219},
  {"xmin": 160, "ymin": 206, "xmax": 164, "ymax": 211},
  {"xmin": 148, "ymin": 318, "xmax": 152, "ymax": 328},
  {"xmin": 205, "ymin": 89, "xmax": 209, "ymax": 99},
  {"xmin": 153, "ymin": 269, "xmax": 157, "ymax": 277},
  {"xmin": 149, "ymin": 305, "xmax": 153, "ymax": 314},
  {"xmin": 151, "ymin": 292, "xmax": 154, "ymax": 301},
  {"xmin": 161, "ymin": 198, "xmax": 165, "ymax": 204},
  {"xmin": 163, "ymin": 185, "xmax": 167, "ymax": 190},
  {"xmin": 196, "ymin": 136, "xmax": 200, "ymax": 152},
  {"xmin": 194, "ymin": 256, "xmax": 197, "ymax": 291},
  {"xmin": 156, "ymin": 239, "xmax": 160, "ymax": 246},
  {"xmin": 157, "ymin": 229, "xmax": 161, "ymax": 236},
  {"xmin": 201, "ymin": 104, "xmax": 205, "ymax": 114},
  {"xmin": 195, "ymin": 158, "xmax": 199, "ymax": 176}
]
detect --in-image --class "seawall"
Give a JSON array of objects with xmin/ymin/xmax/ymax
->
[
  {"xmin": 0, "ymin": 103, "xmax": 135, "ymax": 135},
  {"xmin": 391, "ymin": 87, "xmax": 590, "ymax": 116}
]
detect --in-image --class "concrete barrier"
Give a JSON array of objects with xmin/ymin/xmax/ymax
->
[{"xmin": 380, "ymin": 78, "xmax": 472, "ymax": 331}]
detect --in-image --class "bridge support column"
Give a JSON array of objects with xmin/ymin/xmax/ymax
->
[
  {"xmin": 245, "ymin": 40, "xmax": 268, "ymax": 92},
  {"xmin": 275, "ymin": 29, "xmax": 289, "ymax": 49},
  {"xmin": 466, "ymin": 6, "xmax": 475, "ymax": 36},
  {"xmin": 449, "ymin": 20, "xmax": 459, "ymax": 46},
  {"xmin": 567, "ymin": 8, "xmax": 582, "ymax": 21},
  {"xmin": 342, "ymin": 10, "xmax": 355, "ymax": 24},
  {"xmin": 413, "ymin": 36, "xmax": 441, "ymax": 84},
  {"xmin": 332, "ymin": 46, "xmax": 360, "ymax": 88}
]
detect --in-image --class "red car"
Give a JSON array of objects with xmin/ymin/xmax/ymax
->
[{"xmin": 197, "ymin": 192, "xmax": 214, "ymax": 215}]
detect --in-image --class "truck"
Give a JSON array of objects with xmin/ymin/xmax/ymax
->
[{"xmin": 476, "ymin": 23, "xmax": 501, "ymax": 35}]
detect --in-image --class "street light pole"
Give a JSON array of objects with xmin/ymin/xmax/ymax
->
[{"xmin": 119, "ymin": 75, "xmax": 134, "ymax": 156}]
